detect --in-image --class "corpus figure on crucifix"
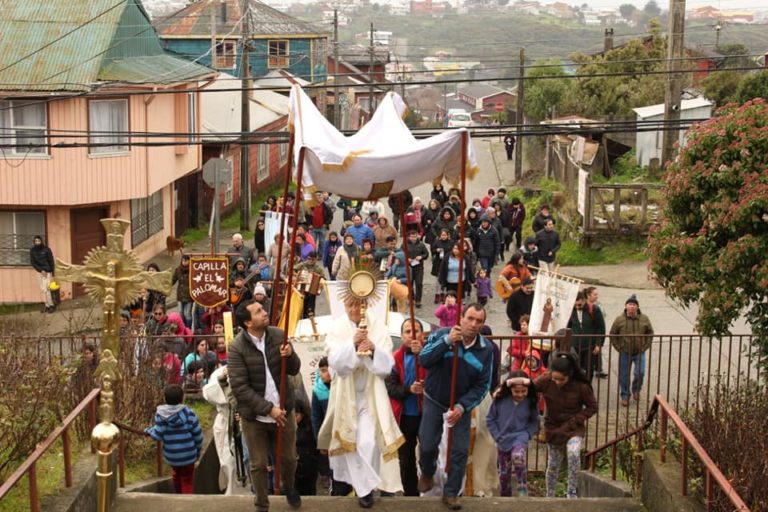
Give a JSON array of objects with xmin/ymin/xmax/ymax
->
[{"xmin": 56, "ymin": 219, "xmax": 172, "ymax": 380}]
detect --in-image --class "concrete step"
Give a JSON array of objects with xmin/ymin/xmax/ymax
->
[{"xmin": 115, "ymin": 493, "xmax": 642, "ymax": 512}]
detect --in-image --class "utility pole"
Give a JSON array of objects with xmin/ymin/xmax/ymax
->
[
  {"xmin": 333, "ymin": 9, "xmax": 340, "ymax": 128},
  {"xmin": 714, "ymin": 21, "xmax": 721, "ymax": 49},
  {"xmin": 240, "ymin": 0, "xmax": 251, "ymax": 231},
  {"xmin": 369, "ymin": 22, "xmax": 375, "ymax": 117},
  {"xmin": 660, "ymin": 0, "xmax": 686, "ymax": 173},
  {"xmin": 514, "ymin": 47, "xmax": 525, "ymax": 183},
  {"xmin": 210, "ymin": 1, "xmax": 217, "ymax": 68}
]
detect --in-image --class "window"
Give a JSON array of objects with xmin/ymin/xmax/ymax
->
[
  {"xmin": 279, "ymin": 134, "xmax": 288, "ymax": 166},
  {"xmin": 187, "ymin": 92, "xmax": 197, "ymax": 145},
  {"xmin": 224, "ymin": 157, "xmax": 234, "ymax": 205},
  {"xmin": 0, "ymin": 100, "xmax": 48, "ymax": 155},
  {"xmin": 312, "ymin": 39, "xmax": 327, "ymax": 70},
  {"xmin": 215, "ymin": 40, "xmax": 237, "ymax": 69},
  {"xmin": 258, "ymin": 146, "xmax": 269, "ymax": 182},
  {"xmin": 130, "ymin": 190, "xmax": 163, "ymax": 247},
  {"xmin": 0, "ymin": 211, "xmax": 46, "ymax": 266},
  {"xmin": 268, "ymin": 40, "xmax": 289, "ymax": 68},
  {"xmin": 89, "ymin": 99, "xmax": 129, "ymax": 154}
]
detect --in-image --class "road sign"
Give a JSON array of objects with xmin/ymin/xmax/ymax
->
[
  {"xmin": 189, "ymin": 257, "xmax": 230, "ymax": 308},
  {"xmin": 202, "ymin": 158, "xmax": 232, "ymax": 187}
]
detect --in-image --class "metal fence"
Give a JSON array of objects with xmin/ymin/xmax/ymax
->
[
  {"xmin": 490, "ymin": 333, "xmax": 761, "ymax": 471},
  {"xmin": 5, "ymin": 331, "xmax": 762, "ymax": 474}
]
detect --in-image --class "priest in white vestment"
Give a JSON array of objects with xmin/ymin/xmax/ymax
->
[{"xmin": 318, "ymin": 300, "xmax": 404, "ymax": 508}]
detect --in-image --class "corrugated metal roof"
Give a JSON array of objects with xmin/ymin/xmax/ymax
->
[
  {"xmin": 0, "ymin": 0, "xmax": 213, "ymax": 92},
  {"xmin": 155, "ymin": 0, "xmax": 327, "ymax": 38},
  {"xmin": 99, "ymin": 55, "xmax": 214, "ymax": 83},
  {"xmin": 633, "ymin": 97, "xmax": 714, "ymax": 119},
  {"xmin": 0, "ymin": 1, "xmax": 124, "ymax": 92}
]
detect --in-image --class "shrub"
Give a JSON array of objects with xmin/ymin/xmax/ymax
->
[{"xmin": 686, "ymin": 379, "xmax": 768, "ymax": 511}]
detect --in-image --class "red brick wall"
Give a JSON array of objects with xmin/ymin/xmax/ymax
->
[{"xmin": 201, "ymin": 116, "xmax": 289, "ymax": 221}]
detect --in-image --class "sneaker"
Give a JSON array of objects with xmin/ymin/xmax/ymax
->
[
  {"xmin": 442, "ymin": 496, "xmax": 462, "ymax": 510},
  {"xmin": 598, "ymin": 372, "xmax": 609, "ymax": 379},
  {"xmin": 417, "ymin": 474, "xmax": 434, "ymax": 493},
  {"xmin": 285, "ymin": 489, "xmax": 301, "ymax": 509},
  {"xmin": 632, "ymin": 392, "xmax": 640, "ymax": 401}
]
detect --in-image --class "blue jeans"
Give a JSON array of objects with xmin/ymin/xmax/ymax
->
[
  {"xmin": 478, "ymin": 257, "xmax": 493, "ymax": 273},
  {"xmin": 418, "ymin": 397, "xmax": 472, "ymax": 497},
  {"xmin": 178, "ymin": 301, "xmax": 193, "ymax": 329},
  {"xmin": 310, "ymin": 227, "xmax": 327, "ymax": 254},
  {"xmin": 618, "ymin": 352, "xmax": 646, "ymax": 400}
]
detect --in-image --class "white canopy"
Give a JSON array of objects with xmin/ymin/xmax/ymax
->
[{"xmin": 288, "ymin": 85, "xmax": 479, "ymax": 200}]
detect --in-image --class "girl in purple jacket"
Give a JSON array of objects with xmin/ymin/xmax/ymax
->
[{"xmin": 486, "ymin": 370, "xmax": 539, "ymax": 497}]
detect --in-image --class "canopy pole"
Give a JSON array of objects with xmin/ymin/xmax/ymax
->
[
  {"xmin": 271, "ymin": 131, "xmax": 295, "ymax": 326},
  {"xmin": 274, "ymin": 146, "xmax": 305, "ymax": 495},
  {"xmin": 398, "ymin": 194, "xmax": 421, "ymax": 400},
  {"xmin": 446, "ymin": 130, "xmax": 468, "ymax": 474}
]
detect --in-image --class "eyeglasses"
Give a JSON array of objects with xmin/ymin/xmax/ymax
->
[{"xmin": 153, "ymin": 312, "xmax": 163, "ymax": 317}]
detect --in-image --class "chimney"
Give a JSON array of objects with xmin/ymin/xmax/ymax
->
[
  {"xmin": 764, "ymin": 52, "xmax": 768, "ymax": 69},
  {"xmin": 604, "ymin": 28, "xmax": 614, "ymax": 52},
  {"xmin": 220, "ymin": 0, "xmax": 228, "ymax": 24}
]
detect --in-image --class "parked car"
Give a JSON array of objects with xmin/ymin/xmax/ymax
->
[{"xmin": 447, "ymin": 112, "xmax": 473, "ymax": 128}]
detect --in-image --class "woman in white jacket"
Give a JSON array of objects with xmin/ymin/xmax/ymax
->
[
  {"xmin": 331, "ymin": 233, "xmax": 359, "ymax": 280},
  {"xmin": 202, "ymin": 366, "xmax": 238, "ymax": 495}
]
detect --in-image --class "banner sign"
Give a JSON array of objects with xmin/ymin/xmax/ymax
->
[
  {"xmin": 263, "ymin": 211, "xmax": 289, "ymax": 253},
  {"xmin": 189, "ymin": 257, "xmax": 229, "ymax": 308},
  {"xmin": 528, "ymin": 268, "xmax": 582, "ymax": 338},
  {"xmin": 292, "ymin": 337, "xmax": 328, "ymax": 397}
]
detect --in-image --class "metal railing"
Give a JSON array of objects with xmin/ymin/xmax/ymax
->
[
  {"xmin": 113, "ymin": 421, "xmax": 163, "ymax": 487},
  {"xmin": 584, "ymin": 395, "xmax": 750, "ymax": 512},
  {"xmin": 0, "ymin": 388, "xmax": 99, "ymax": 512}
]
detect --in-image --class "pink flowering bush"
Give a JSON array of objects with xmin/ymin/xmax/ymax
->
[{"xmin": 648, "ymin": 99, "xmax": 768, "ymax": 366}]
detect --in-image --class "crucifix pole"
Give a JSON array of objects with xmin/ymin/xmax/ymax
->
[{"xmin": 54, "ymin": 218, "xmax": 172, "ymax": 512}]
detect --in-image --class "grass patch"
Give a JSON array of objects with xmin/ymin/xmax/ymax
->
[
  {"xmin": 0, "ymin": 302, "xmax": 42, "ymax": 316},
  {"xmin": 593, "ymin": 150, "xmax": 660, "ymax": 185},
  {"xmin": 188, "ymin": 398, "xmax": 216, "ymax": 433},
  {"xmin": 0, "ymin": 439, "xmax": 87, "ymax": 512},
  {"xmin": 180, "ymin": 182, "xmax": 291, "ymax": 244},
  {"xmin": 557, "ymin": 239, "xmax": 648, "ymax": 266}
]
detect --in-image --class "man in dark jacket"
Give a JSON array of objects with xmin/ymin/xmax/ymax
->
[
  {"xmin": 229, "ymin": 302, "xmax": 302, "ymax": 511},
  {"xmin": 388, "ymin": 191, "xmax": 413, "ymax": 232},
  {"xmin": 30, "ymin": 235, "xmax": 56, "ymax": 313},
  {"xmin": 506, "ymin": 277, "xmax": 535, "ymax": 331},
  {"xmin": 417, "ymin": 303, "xmax": 493, "ymax": 510},
  {"xmin": 508, "ymin": 198, "xmax": 526, "ymax": 249},
  {"xmin": 473, "ymin": 216, "xmax": 500, "ymax": 273},
  {"xmin": 404, "ymin": 230, "xmax": 430, "ymax": 308},
  {"xmin": 535, "ymin": 219, "xmax": 561, "ymax": 273},
  {"xmin": 532, "ymin": 204, "xmax": 555, "ymax": 234},
  {"xmin": 567, "ymin": 292, "xmax": 606, "ymax": 380}
]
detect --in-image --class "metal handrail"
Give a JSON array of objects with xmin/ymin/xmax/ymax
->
[
  {"xmin": 113, "ymin": 421, "xmax": 164, "ymax": 487},
  {"xmin": 0, "ymin": 388, "xmax": 100, "ymax": 512},
  {"xmin": 584, "ymin": 394, "xmax": 750, "ymax": 512}
]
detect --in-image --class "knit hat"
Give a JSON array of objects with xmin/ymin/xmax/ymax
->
[
  {"xmin": 480, "ymin": 214, "xmax": 491, "ymax": 223},
  {"xmin": 522, "ymin": 276, "xmax": 533, "ymax": 286},
  {"xmin": 253, "ymin": 284, "xmax": 267, "ymax": 296},
  {"xmin": 625, "ymin": 294, "xmax": 639, "ymax": 306}
]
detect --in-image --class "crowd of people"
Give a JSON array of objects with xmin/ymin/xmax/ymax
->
[{"xmin": 88, "ymin": 186, "xmax": 655, "ymax": 506}]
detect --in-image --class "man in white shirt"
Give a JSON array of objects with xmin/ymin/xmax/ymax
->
[{"xmin": 228, "ymin": 301, "xmax": 302, "ymax": 512}]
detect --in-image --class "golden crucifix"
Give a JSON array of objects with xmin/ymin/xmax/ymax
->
[{"xmin": 56, "ymin": 218, "xmax": 172, "ymax": 381}]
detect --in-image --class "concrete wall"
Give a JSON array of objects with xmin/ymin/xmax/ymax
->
[
  {"xmin": 42, "ymin": 452, "xmax": 117, "ymax": 512},
  {"xmin": 578, "ymin": 471, "xmax": 633, "ymax": 498},
  {"xmin": 641, "ymin": 449, "xmax": 704, "ymax": 512}
]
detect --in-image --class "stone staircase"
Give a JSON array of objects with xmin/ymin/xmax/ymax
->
[{"xmin": 115, "ymin": 494, "xmax": 642, "ymax": 512}]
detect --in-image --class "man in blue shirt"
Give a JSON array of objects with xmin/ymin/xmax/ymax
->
[
  {"xmin": 417, "ymin": 303, "xmax": 494, "ymax": 510},
  {"xmin": 345, "ymin": 213, "xmax": 375, "ymax": 248}
]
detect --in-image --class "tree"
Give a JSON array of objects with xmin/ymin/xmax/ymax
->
[
  {"xmin": 524, "ymin": 59, "xmax": 570, "ymax": 121},
  {"xmin": 736, "ymin": 70, "xmax": 768, "ymax": 103},
  {"xmin": 702, "ymin": 71, "xmax": 743, "ymax": 107},
  {"xmin": 643, "ymin": 0, "xmax": 661, "ymax": 17},
  {"xmin": 619, "ymin": 3, "xmax": 637, "ymax": 19},
  {"xmin": 566, "ymin": 21, "xmax": 670, "ymax": 118},
  {"xmin": 648, "ymin": 99, "xmax": 768, "ymax": 367}
]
